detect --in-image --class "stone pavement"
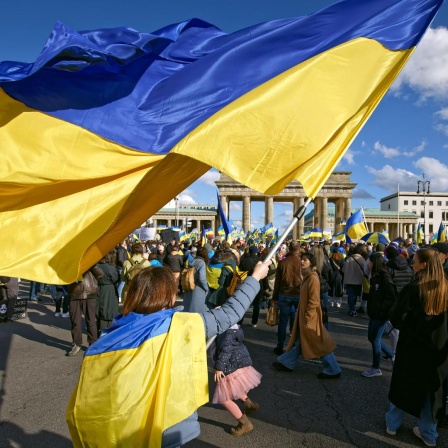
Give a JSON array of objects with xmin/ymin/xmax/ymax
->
[{"xmin": 0, "ymin": 283, "xmax": 447, "ymax": 448}]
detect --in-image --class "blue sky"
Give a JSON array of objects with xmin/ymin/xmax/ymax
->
[{"xmin": 2, "ymin": 0, "xmax": 448, "ymax": 232}]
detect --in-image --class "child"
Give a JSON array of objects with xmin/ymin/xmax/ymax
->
[{"xmin": 212, "ymin": 323, "xmax": 262, "ymax": 436}]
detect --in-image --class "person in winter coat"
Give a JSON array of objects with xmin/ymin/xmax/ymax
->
[
  {"xmin": 239, "ymin": 246, "xmax": 262, "ymax": 327},
  {"xmin": 313, "ymin": 245, "xmax": 332, "ymax": 328},
  {"xmin": 342, "ymin": 245, "xmax": 366, "ymax": 316},
  {"xmin": 272, "ymin": 241, "xmax": 302, "ymax": 355},
  {"xmin": 182, "ymin": 247, "xmax": 209, "ymax": 313},
  {"xmin": 96, "ymin": 250, "xmax": 120, "ymax": 337},
  {"xmin": 165, "ymin": 245, "xmax": 184, "ymax": 291},
  {"xmin": 386, "ymin": 249, "xmax": 448, "ymax": 447},
  {"xmin": 329, "ymin": 249, "xmax": 344, "ymax": 308},
  {"xmin": 212, "ymin": 323, "xmax": 262, "ymax": 436},
  {"xmin": 66, "ymin": 262, "xmax": 270, "ymax": 448},
  {"xmin": 207, "ymin": 251, "xmax": 238, "ymax": 308},
  {"xmin": 274, "ymin": 252, "xmax": 341, "ymax": 379},
  {"xmin": 66, "ymin": 264, "xmax": 104, "ymax": 356},
  {"xmin": 362, "ymin": 252, "xmax": 396, "ymax": 378}
]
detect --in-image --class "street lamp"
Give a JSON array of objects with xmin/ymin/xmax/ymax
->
[{"xmin": 417, "ymin": 177, "xmax": 430, "ymax": 243}]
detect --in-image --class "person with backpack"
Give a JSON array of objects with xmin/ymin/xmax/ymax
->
[
  {"xmin": 342, "ymin": 245, "xmax": 366, "ymax": 317},
  {"xmin": 121, "ymin": 242, "xmax": 151, "ymax": 302},
  {"xmin": 183, "ymin": 246, "xmax": 209, "ymax": 313}
]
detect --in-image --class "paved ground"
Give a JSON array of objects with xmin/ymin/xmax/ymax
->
[{"xmin": 0, "ymin": 283, "xmax": 447, "ymax": 448}]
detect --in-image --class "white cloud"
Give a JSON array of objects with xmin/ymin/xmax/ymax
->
[
  {"xmin": 343, "ymin": 149, "xmax": 356, "ymax": 165},
  {"xmin": 435, "ymin": 108, "xmax": 448, "ymax": 136},
  {"xmin": 366, "ymin": 157, "xmax": 448, "ymax": 193},
  {"xmin": 352, "ymin": 188, "xmax": 376, "ymax": 199},
  {"xmin": 365, "ymin": 164, "xmax": 419, "ymax": 191},
  {"xmin": 198, "ymin": 169, "xmax": 220, "ymax": 187},
  {"xmin": 178, "ymin": 194, "xmax": 197, "ymax": 205},
  {"xmin": 373, "ymin": 141, "xmax": 426, "ymax": 158},
  {"xmin": 373, "ymin": 141, "xmax": 400, "ymax": 158},
  {"xmin": 413, "ymin": 157, "xmax": 448, "ymax": 191},
  {"xmin": 391, "ymin": 27, "xmax": 448, "ymax": 100},
  {"xmin": 402, "ymin": 141, "xmax": 426, "ymax": 157},
  {"xmin": 230, "ymin": 203, "xmax": 242, "ymax": 211}
]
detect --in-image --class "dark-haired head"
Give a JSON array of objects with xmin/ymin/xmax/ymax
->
[
  {"xmin": 121, "ymin": 267, "xmax": 177, "ymax": 315},
  {"xmin": 369, "ymin": 252, "xmax": 386, "ymax": 276},
  {"xmin": 301, "ymin": 251, "xmax": 316, "ymax": 267}
]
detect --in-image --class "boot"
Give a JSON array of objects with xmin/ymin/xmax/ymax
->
[
  {"xmin": 230, "ymin": 413, "xmax": 253, "ymax": 436},
  {"xmin": 243, "ymin": 397, "xmax": 260, "ymax": 413}
]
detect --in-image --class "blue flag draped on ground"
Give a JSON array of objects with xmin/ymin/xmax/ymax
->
[{"xmin": 0, "ymin": 0, "xmax": 443, "ymax": 283}]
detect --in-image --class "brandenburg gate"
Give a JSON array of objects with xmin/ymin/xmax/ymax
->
[{"xmin": 215, "ymin": 172, "xmax": 356, "ymax": 239}]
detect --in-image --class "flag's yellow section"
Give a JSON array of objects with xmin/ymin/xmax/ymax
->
[
  {"xmin": 66, "ymin": 312, "xmax": 208, "ymax": 448},
  {"xmin": 0, "ymin": 90, "xmax": 209, "ymax": 283},
  {"xmin": 172, "ymin": 38, "xmax": 413, "ymax": 198}
]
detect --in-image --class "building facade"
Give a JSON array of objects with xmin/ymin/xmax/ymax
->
[{"xmin": 380, "ymin": 192, "xmax": 448, "ymax": 242}]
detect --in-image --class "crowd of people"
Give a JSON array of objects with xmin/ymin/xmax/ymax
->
[{"xmin": 2, "ymin": 234, "xmax": 448, "ymax": 446}]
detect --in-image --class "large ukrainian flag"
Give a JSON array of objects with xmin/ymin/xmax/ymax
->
[
  {"xmin": 66, "ymin": 310, "xmax": 208, "ymax": 448},
  {"xmin": 0, "ymin": 0, "xmax": 443, "ymax": 283}
]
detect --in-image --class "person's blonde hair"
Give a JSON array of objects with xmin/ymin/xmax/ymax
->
[{"xmin": 415, "ymin": 249, "xmax": 448, "ymax": 316}]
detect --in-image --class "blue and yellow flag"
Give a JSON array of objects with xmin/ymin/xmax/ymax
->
[
  {"xmin": 437, "ymin": 222, "xmax": 446, "ymax": 243},
  {"xmin": 345, "ymin": 209, "xmax": 369, "ymax": 241},
  {"xmin": 309, "ymin": 228, "xmax": 323, "ymax": 239},
  {"xmin": 66, "ymin": 310, "xmax": 208, "ymax": 448},
  {"xmin": 416, "ymin": 222, "xmax": 424, "ymax": 244},
  {"xmin": 0, "ymin": 0, "xmax": 443, "ymax": 283}
]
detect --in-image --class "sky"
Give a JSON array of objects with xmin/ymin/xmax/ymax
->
[{"xmin": 1, "ymin": 0, "xmax": 448, "ymax": 232}]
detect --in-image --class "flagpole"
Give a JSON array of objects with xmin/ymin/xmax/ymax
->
[
  {"xmin": 263, "ymin": 197, "xmax": 312, "ymax": 263},
  {"xmin": 361, "ymin": 206, "xmax": 368, "ymax": 234}
]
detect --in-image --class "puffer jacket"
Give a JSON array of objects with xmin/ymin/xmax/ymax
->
[
  {"xmin": 367, "ymin": 271, "xmax": 396, "ymax": 320},
  {"xmin": 387, "ymin": 256, "xmax": 414, "ymax": 293},
  {"xmin": 214, "ymin": 326, "xmax": 252, "ymax": 375}
]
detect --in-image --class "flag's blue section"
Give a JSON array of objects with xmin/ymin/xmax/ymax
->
[
  {"xmin": 217, "ymin": 192, "xmax": 231, "ymax": 235},
  {"xmin": 438, "ymin": 222, "xmax": 446, "ymax": 242},
  {"xmin": 89, "ymin": 309, "xmax": 176, "ymax": 356},
  {"xmin": 1, "ymin": 0, "xmax": 443, "ymax": 155}
]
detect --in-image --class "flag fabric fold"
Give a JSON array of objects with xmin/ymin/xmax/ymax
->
[
  {"xmin": 0, "ymin": 0, "xmax": 444, "ymax": 282},
  {"xmin": 437, "ymin": 222, "xmax": 446, "ymax": 243}
]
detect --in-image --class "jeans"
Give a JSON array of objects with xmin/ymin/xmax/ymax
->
[
  {"xmin": 276, "ymin": 295, "xmax": 299, "ymax": 349},
  {"xmin": 346, "ymin": 284, "xmax": 362, "ymax": 313},
  {"xmin": 117, "ymin": 268, "xmax": 125, "ymax": 299},
  {"xmin": 69, "ymin": 298, "xmax": 98, "ymax": 346},
  {"xmin": 277, "ymin": 334, "xmax": 341, "ymax": 375},
  {"xmin": 386, "ymin": 394, "xmax": 438, "ymax": 445},
  {"xmin": 368, "ymin": 319, "xmax": 395, "ymax": 368},
  {"xmin": 29, "ymin": 281, "xmax": 43, "ymax": 300}
]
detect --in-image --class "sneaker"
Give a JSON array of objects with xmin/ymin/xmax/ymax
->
[
  {"xmin": 382, "ymin": 354, "xmax": 395, "ymax": 362},
  {"xmin": 386, "ymin": 428, "xmax": 396, "ymax": 436},
  {"xmin": 54, "ymin": 312, "xmax": 62, "ymax": 317},
  {"xmin": 356, "ymin": 307, "xmax": 365, "ymax": 313},
  {"xmin": 336, "ymin": 303, "xmax": 341, "ymax": 308},
  {"xmin": 273, "ymin": 347, "xmax": 285, "ymax": 355},
  {"xmin": 349, "ymin": 311, "xmax": 358, "ymax": 317},
  {"xmin": 61, "ymin": 312, "xmax": 70, "ymax": 318},
  {"xmin": 251, "ymin": 324, "xmax": 257, "ymax": 328},
  {"xmin": 66, "ymin": 344, "xmax": 81, "ymax": 357},
  {"xmin": 362, "ymin": 368, "xmax": 382, "ymax": 378},
  {"xmin": 413, "ymin": 426, "xmax": 436, "ymax": 447}
]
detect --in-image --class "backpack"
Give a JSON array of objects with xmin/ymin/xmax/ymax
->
[
  {"xmin": 181, "ymin": 261, "xmax": 196, "ymax": 292},
  {"xmin": 126, "ymin": 258, "xmax": 148, "ymax": 282},
  {"xmin": 226, "ymin": 266, "xmax": 248, "ymax": 297}
]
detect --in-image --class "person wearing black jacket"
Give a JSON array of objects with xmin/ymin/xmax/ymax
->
[
  {"xmin": 362, "ymin": 252, "xmax": 396, "ymax": 378},
  {"xmin": 239, "ymin": 246, "xmax": 262, "ymax": 327},
  {"xmin": 386, "ymin": 249, "xmax": 448, "ymax": 446}
]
